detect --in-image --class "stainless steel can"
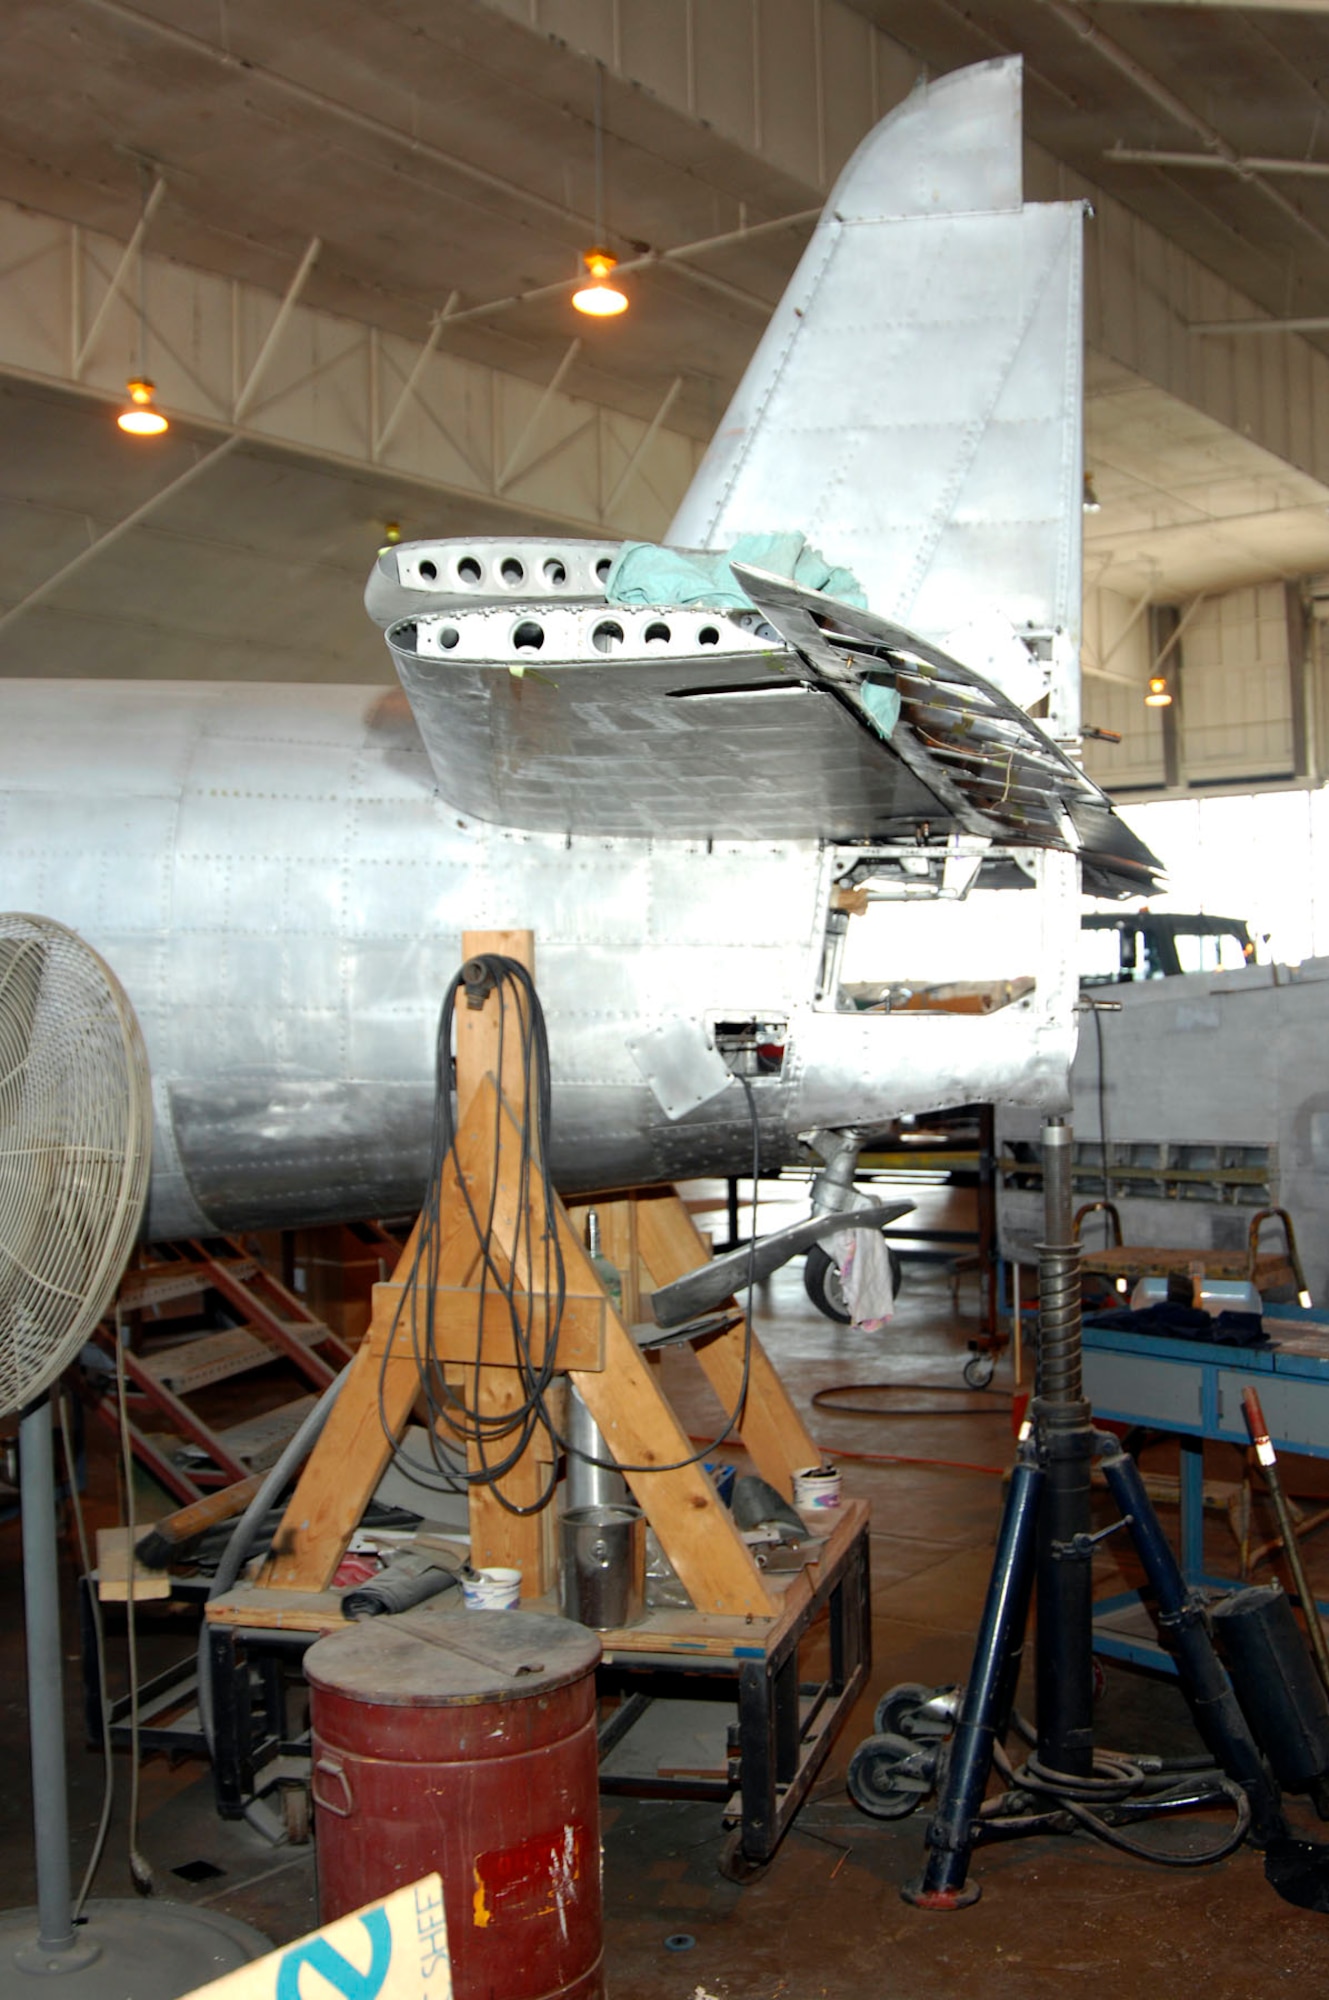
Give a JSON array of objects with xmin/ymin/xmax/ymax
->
[{"xmin": 560, "ymin": 1503, "xmax": 646, "ymax": 1630}]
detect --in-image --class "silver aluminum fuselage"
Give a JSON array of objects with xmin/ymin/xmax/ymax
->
[{"xmin": 2, "ymin": 677, "xmax": 1076, "ymax": 1239}]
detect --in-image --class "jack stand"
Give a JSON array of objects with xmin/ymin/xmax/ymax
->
[{"xmin": 890, "ymin": 1116, "xmax": 1285, "ymax": 1909}]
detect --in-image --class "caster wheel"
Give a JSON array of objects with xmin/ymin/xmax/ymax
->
[
  {"xmin": 963, "ymin": 1352, "xmax": 996, "ymax": 1390},
  {"xmin": 846, "ymin": 1732, "xmax": 938, "ymax": 1820},
  {"xmin": 873, "ymin": 1682, "xmax": 957, "ymax": 1741},
  {"xmin": 717, "ymin": 1829, "xmax": 771, "ymax": 1884},
  {"xmin": 804, "ymin": 1241, "xmax": 905, "ymax": 1324},
  {"xmin": 281, "ymin": 1783, "xmax": 311, "ymax": 1845}
]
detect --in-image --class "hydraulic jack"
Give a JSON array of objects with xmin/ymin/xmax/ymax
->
[{"xmin": 848, "ymin": 1116, "xmax": 1296, "ymax": 1908}]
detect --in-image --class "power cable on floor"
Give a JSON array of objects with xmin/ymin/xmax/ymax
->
[{"xmin": 812, "ymin": 1381, "xmax": 1014, "ymax": 1420}]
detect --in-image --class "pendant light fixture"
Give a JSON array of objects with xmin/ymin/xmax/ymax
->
[
  {"xmin": 1144, "ymin": 675, "xmax": 1172, "ymax": 708},
  {"xmin": 117, "ymin": 378, "xmax": 168, "ymax": 436},
  {"xmin": 117, "ymin": 173, "xmax": 169, "ymax": 437},
  {"xmin": 573, "ymin": 66, "xmax": 628, "ymax": 318}
]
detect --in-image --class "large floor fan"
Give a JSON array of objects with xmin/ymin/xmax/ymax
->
[{"xmin": 0, "ymin": 915, "xmax": 267, "ymax": 1996}]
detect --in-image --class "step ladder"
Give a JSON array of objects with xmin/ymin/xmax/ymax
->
[{"xmin": 84, "ymin": 1238, "xmax": 355, "ymax": 1503}]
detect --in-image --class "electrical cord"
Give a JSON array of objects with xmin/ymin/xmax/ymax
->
[
  {"xmin": 812, "ymin": 1381, "xmax": 1014, "ymax": 1420},
  {"xmin": 113, "ymin": 1320, "xmax": 153, "ymax": 1895},
  {"xmin": 376, "ymin": 956, "xmax": 765, "ymax": 1498},
  {"xmin": 988, "ymin": 1734, "xmax": 1251, "ymax": 1866},
  {"xmin": 56, "ymin": 1388, "xmax": 114, "ymax": 1920}
]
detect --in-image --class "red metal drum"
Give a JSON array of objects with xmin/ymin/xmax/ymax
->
[{"xmin": 305, "ymin": 1608, "xmax": 604, "ymax": 2000}]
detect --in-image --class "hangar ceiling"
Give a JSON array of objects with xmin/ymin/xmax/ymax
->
[{"xmin": 4, "ymin": 0, "xmax": 1329, "ymax": 694}]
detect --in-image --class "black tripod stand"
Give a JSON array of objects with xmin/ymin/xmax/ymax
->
[{"xmin": 863, "ymin": 1117, "xmax": 1286, "ymax": 1908}]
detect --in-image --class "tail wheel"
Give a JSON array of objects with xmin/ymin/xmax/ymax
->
[{"xmin": 803, "ymin": 1241, "xmax": 905, "ymax": 1324}]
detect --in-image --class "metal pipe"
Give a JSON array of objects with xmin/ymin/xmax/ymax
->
[
  {"xmin": 1108, "ymin": 146, "xmax": 1329, "ymax": 179},
  {"xmin": 1099, "ymin": 1441, "xmax": 1284, "ymax": 1841},
  {"xmin": 1242, "ymin": 1386, "xmax": 1329, "ymax": 1699},
  {"xmin": 565, "ymin": 1384, "xmax": 628, "ymax": 1511},
  {"xmin": 232, "ymin": 235, "xmax": 322, "ymax": 424},
  {"xmin": 20, "ymin": 1398, "xmax": 74, "ymax": 1954},
  {"xmin": 1033, "ymin": 1117, "xmax": 1095, "ymax": 1779},
  {"xmin": 72, "ymin": 175, "xmax": 166, "ymax": 378},
  {"xmin": 1042, "ymin": 0, "xmax": 1329, "ymax": 262},
  {"xmin": 0, "ymin": 436, "xmax": 242, "ymax": 639},
  {"xmin": 904, "ymin": 1454, "xmax": 1044, "ymax": 1908}
]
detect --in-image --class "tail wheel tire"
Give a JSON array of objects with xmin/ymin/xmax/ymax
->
[{"xmin": 803, "ymin": 1240, "xmax": 904, "ymax": 1324}]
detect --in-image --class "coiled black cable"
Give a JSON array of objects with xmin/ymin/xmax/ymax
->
[{"xmin": 376, "ymin": 955, "xmax": 765, "ymax": 1510}]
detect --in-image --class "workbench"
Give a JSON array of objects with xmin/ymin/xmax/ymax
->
[
  {"xmin": 1084, "ymin": 1308, "xmax": 1329, "ymax": 1669},
  {"xmin": 204, "ymin": 1498, "xmax": 870, "ymax": 1876}
]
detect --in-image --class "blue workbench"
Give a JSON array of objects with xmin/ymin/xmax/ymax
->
[{"xmin": 1083, "ymin": 1307, "xmax": 1329, "ymax": 1670}]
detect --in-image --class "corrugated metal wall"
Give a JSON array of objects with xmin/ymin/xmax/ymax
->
[{"xmin": 1084, "ymin": 580, "xmax": 1298, "ymax": 795}]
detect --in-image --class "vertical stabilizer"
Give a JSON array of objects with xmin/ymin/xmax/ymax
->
[{"xmin": 669, "ymin": 59, "xmax": 1083, "ymax": 722}]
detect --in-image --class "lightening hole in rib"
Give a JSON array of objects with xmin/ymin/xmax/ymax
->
[
  {"xmin": 698, "ymin": 625, "xmax": 720, "ymax": 646},
  {"xmin": 595, "ymin": 557, "xmax": 613, "ymax": 582},
  {"xmin": 592, "ymin": 620, "xmax": 625, "ymax": 654},
  {"xmin": 437, "ymin": 625, "xmax": 460, "ymax": 650},
  {"xmin": 543, "ymin": 558, "xmax": 568, "ymax": 586},
  {"xmin": 417, "ymin": 559, "xmax": 437, "ymax": 582},
  {"xmin": 500, "ymin": 557, "xmax": 526, "ymax": 586},
  {"xmin": 457, "ymin": 556, "xmax": 483, "ymax": 585},
  {"xmin": 513, "ymin": 620, "xmax": 545, "ymax": 652},
  {"xmin": 644, "ymin": 622, "xmax": 672, "ymax": 646}
]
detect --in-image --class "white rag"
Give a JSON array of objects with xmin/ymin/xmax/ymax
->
[{"xmin": 826, "ymin": 1226, "xmax": 896, "ymax": 1331}]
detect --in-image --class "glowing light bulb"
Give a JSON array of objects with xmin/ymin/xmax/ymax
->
[
  {"xmin": 572, "ymin": 249, "xmax": 628, "ymax": 317},
  {"xmin": 117, "ymin": 379, "xmax": 168, "ymax": 436},
  {"xmin": 1144, "ymin": 676, "xmax": 1171, "ymax": 708}
]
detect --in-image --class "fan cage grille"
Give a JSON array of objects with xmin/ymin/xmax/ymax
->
[{"xmin": 0, "ymin": 914, "xmax": 152, "ymax": 1419}]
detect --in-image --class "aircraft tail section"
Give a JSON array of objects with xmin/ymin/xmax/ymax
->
[{"xmin": 668, "ymin": 59, "xmax": 1083, "ymax": 726}]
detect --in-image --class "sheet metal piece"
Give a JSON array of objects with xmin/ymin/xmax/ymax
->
[
  {"xmin": 626, "ymin": 1018, "xmax": 735, "ymax": 1121},
  {"xmin": 384, "ymin": 601, "xmax": 949, "ymax": 842},
  {"xmin": 668, "ymin": 58, "xmax": 1083, "ymax": 722}
]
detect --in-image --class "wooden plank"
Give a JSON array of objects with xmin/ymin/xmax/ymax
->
[
  {"xmin": 466, "ymin": 1365, "xmax": 556, "ymax": 1594},
  {"xmin": 204, "ymin": 1586, "xmax": 348, "ymax": 1632},
  {"xmin": 259, "ymin": 1344, "xmax": 423, "ymax": 1589},
  {"xmin": 457, "ymin": 928, "xmax": 535, "ymax": 1116},
  {"xmin": 367, "ymin": 1287, "xmax": 606, "ymax": 1372},
  {"xmin": 95, "ymin": 1526, "xmax": 172, "ymax": 1602},
  {"xmin": 259, "ymin": 1075, "xmax": 515, "ymax": 1591},
  {"xmin": 637, "ymin": 1190, "xmax": 819, "ymax": 1497},
  {"xmin": 691, "ymin": 1324, "xmax": 820, "ymax": 1500},
  {"xmin": 570, "ymin": 1312, "xmax": 778, "ymax": 1619},
  {"xmin": 567, "ymin": 1195, "xmax": 643, "ymax": 1325}
]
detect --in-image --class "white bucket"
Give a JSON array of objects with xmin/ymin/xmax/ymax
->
[
  {"xmin": 793, "ymin": 1464, "xmax": 842, "ymax": 1512},
  {"xmin": 461, "ymin": 1565, "xmax": 522, "ymax": 1610}
]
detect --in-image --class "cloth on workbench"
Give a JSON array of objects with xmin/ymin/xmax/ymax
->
[
  {"xmin": 605, "ymin": 532, "xmax": 867, "ymax": 613},
  {"xmin": 826, "ymin": 1225, "xmax": 896, "ymax": 1332},
  {"xmin": 341, "ymin": 1548, "xmax": 462, "ymax": 1619},
  {"xmin": 1084, "ymin": 1303, "xmax": 1268, "ymax": 1348}
]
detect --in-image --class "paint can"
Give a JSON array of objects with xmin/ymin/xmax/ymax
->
[
  {"xmin": 793, "ymin": 1463, "xmax": 842, "ymax": 1512},
  {"xmin": 305, "ymin": 1607, "xmax": 605, "ymax": 2000},
  {"xmin": 461, "ymin": 1565, "xmax": 522, "ymax": 1610},
  {"xmin": 560, "ymin": 1503, "xmax": 645, "ymax": 1630}
]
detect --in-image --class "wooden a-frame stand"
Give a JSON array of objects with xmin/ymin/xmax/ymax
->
[{"xmin": 234, "ymin": 930, "xmax": 823, "ymax": 1626}]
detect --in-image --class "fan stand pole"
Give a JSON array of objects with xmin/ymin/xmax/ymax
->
[
  {"xmin": 0, "ymin": 1396, "xmax": 270, "ymax": 1997},
  {"xmin": 17, "ymin": 1397, "xmax": 90, "ymax": 1970}
]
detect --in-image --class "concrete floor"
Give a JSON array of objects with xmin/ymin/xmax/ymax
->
[{"xmin": 5, "ymin": 1202, "xmax": 1329, "ymax": 1997}]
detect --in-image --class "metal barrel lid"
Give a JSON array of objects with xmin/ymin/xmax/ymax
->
[{"xmin": 304, "ymin": 1607, "xmax": 602, "ymax": 1707}]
